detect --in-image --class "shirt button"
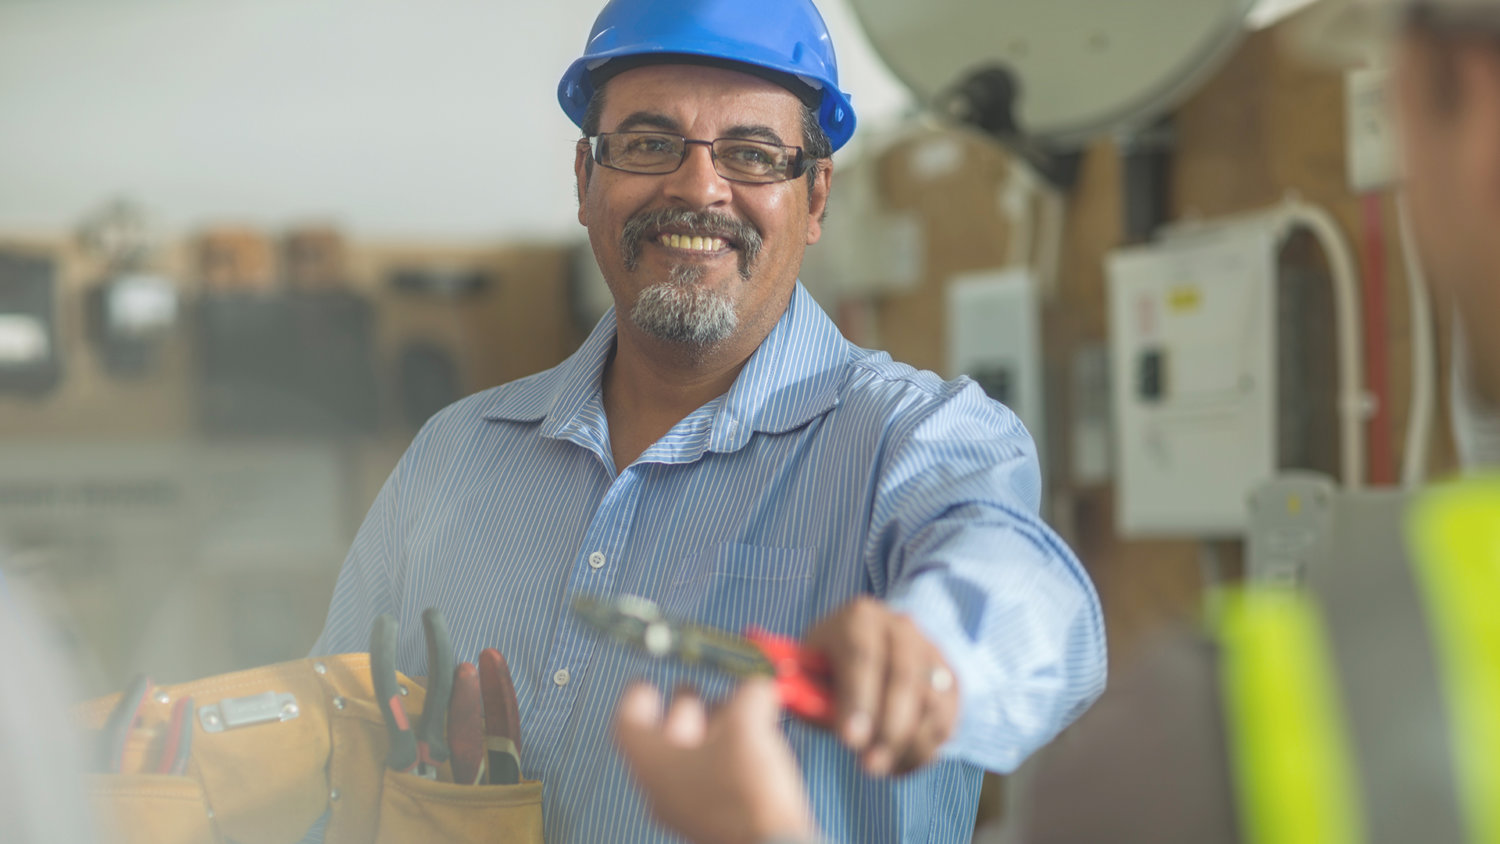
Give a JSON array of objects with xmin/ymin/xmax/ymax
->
[
  {"xmin": 553, "ymin": 668, "xmax": 571, "ymax": 687},
  {"xmin": 588, "ymin": 551, "xmax": 606, "ymax": 570}
]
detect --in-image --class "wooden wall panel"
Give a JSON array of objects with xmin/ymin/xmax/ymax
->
[{"xmin": 865, "ymin": 19, "xmax": 1457, "ymax": 678}]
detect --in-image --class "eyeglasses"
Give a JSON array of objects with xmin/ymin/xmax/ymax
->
[{"xmin": 586, "ymin": 131, "xmax": 809, "ymax": 184}]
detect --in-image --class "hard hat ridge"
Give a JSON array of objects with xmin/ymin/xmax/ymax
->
[{"xmin": 558, "ymin": 0, "xmax": 857, "ymax": 151}]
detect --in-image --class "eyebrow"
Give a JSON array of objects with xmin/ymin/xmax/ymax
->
[
  {"xmin": 609, "ymin": 112, "xmax": 789, "ymax": 147},
  {"xmin": 612, "ymin": 111, "xmax": 681, "ymax": 133},
  {"xmin": 723, "ymin": 124, "xmax": 786, "ymax": 146}
]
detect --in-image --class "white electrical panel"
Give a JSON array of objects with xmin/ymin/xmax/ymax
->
[
  {"xmin": 947, "ymin": 268, "xmax": 1045, "ymax": 467},
  {"xmin": 1107, "ymin": 225, "xmax": 1278, "ymax": 536}
]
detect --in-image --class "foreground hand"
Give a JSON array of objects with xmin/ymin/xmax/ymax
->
[
  {"xmin": 804, "ymin": 596, "xmax": 960, "ymax": 776},
  {"xmin": 613, "ymin": 678, "xmax": 818, "ymax": 844}
]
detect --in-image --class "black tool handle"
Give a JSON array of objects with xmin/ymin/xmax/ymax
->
[
  {"xmin": 486, "ymin": 736, "xmax": 522, "ymax": 786},
  {"xmin": 371, "ymin": 613, "xmax": 418, "ymax": 771},
  {"xmin": 100, "ymin": 673, "xmax": 152, "ymax": 773},
  {"xmin": 418, "ymin": 607, "xmax": 454, "ymax": 764}
]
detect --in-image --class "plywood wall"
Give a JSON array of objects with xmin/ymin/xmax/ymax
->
[{"xmin": 863, "ymin": 22, "xmax": 1458, "ymax": 675}]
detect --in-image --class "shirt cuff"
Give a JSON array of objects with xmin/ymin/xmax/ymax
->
[{"xmin": 885, "ymin": 575, "xmax": 1006, "ymax": 768}]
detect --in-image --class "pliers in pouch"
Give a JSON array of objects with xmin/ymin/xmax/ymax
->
[{"xmin": 370, "ymin": 607, "xmax": 455, "ymax": 779}]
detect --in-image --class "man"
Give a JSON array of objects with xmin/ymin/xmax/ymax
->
[
  {"xmin": 311, "ymin": 0, "xmax": 1106, "ymax": 841},
  {"xmin": 609, "ymin": 1, "xmax": 1500, "ymax": 842},
  {"xmin": 1396, "ymin": 1, "xmax": 1500, "ymax": 475}
]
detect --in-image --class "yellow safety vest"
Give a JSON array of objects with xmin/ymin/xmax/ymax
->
[
  {"xmin": 1408, "ymin": 476, "xmax": 1500, "ymax": 844},
  {"xmin": 1220, "ymin": 475, "xmax": 1500, "ymax": 844}
]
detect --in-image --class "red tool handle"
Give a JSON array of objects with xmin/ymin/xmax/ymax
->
[
  {"xmin": 156, "ymin": 696, "xmax": 195, "ymax": 775},
  {"xmin": 448, "ymin": 663, "xmax": 486, "ymax": 786},
  {"xmin": 478, "ymin": 648, "xmax": 523, "ymax": 785},
  {"xmin": 744, "ymin": 627, "xmax": 836, "ymax": 727}
]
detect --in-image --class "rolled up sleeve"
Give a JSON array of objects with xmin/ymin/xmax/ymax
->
[{"xmin": 875, "ymin": 381, "xmax": 1107, "ymax": 772}]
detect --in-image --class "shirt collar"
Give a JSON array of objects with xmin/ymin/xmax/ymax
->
[
  {"xmin": 709, "ymin": 283, "xmax": 846, "ymax": 452},
  {"xmin": 480, "ymin": 282, "xmax": 847, "ymax": 453},
  {"xmin": 479, "ymin": 302, "xmax": 617, "ymax": 443}
]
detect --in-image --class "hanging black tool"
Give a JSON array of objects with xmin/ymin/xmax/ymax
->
[
  {"xmin": 99, "ymin": 673, "xmax": 153, "ymax": 774},
  {"xmin": 414, "ymin": 608, "xmax": 454, "ymax": 779},
  {"xmin": 370, "ymin": 614, "xmax": 418, "ymax": 774}
]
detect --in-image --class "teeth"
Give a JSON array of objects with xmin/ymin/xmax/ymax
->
[{"xmin": 658, "ymin": 234, "xmax": 725, "ymax": 252}]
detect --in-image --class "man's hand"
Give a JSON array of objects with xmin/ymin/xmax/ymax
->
[
  {"xmin": 804, "ymin": 596, "xmax": 960, "ymax": 776},
  {"xmin": 613, "ymin": 678, "xmax": 818, "ymax": 844}
]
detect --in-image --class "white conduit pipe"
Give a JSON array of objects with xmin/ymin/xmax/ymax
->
[
  {"xmin": 1395, "ymin": 193, "xmax": 1436, "ymax": 487},
  {"xmin": 1274, "ymin": 198, "xmax": 1367, "ymax": 489},
  {"xmin": 1035, "ymin": 185, "xmax": 1068, "ymax": 301},
  {"xmin": 1001, "ymin": 159, "xmax": 1037, "ymax": 269}
]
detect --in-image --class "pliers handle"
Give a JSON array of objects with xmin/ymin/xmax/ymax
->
[
  {"xmin": 745, "ymin": 627, "xmax": 836, "ymax": 727},
  {"xmin": 370, "ymin": 614, "xmax": 418, "ymax": 773},
  {"xmin": 99, "ymin": 673, "xmax": 153, "ymax": 773},
  {"xmin": 414, "ymin": 607, "xmax": 454, "ymax": 777}
]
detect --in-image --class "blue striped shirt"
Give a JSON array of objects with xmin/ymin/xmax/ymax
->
[{"xmin": 311, "ymin": 283, "xmax": 1106, "ymax": 843}]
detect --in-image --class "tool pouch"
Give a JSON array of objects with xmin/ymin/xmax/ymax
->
[
  {"xmin": 73, "ymin": 653, "xmax": 545, "ymax": 844},
  {"xmin": 375, "ymin": 767, "xmax": 546, "ymax": 843}
]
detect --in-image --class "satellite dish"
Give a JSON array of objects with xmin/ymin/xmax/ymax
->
[{"xmin": 845, "ymin": 0, "xmax": 1257, "ymax": 150}]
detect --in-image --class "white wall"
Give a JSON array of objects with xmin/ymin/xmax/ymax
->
[{"xmin": 0, "ymin": 0, "xmax": 913, "ymax": 241}]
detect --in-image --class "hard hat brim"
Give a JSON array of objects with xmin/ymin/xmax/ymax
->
[{"xmin": 558, "ymin": 48, "xmax": 856, "ymax": 152}]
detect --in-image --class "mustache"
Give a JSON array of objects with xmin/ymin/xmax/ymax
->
[{"xmin": 619, "ymin": 207, "xmax": 763, "ymax": 279}]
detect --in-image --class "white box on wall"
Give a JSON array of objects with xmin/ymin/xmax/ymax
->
[
  {"xmin": 1107, "ymin": 224, "xmax": 1278, "ymax": 536},
  {"xmin": 946, "ymin": 268, "xmax": 1046, "ymax": 472}
]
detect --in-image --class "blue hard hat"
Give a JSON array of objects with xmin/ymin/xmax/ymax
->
[{"xmin": 558, "ymin": 0, "xmax": 856, "ymax": 152}]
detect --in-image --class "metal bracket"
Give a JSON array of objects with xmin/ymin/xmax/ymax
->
[{"xmin": 198, "ymin": 691, "xmax": 300, "ymax": 734}]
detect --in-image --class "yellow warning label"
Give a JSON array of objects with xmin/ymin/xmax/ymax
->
[{"xmin": 1168, "ymin": 286, "xmax": 1201, "ymax": 312}]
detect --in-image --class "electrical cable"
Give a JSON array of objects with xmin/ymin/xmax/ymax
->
[{"xmin": 1395, "ymin": 193, "xmax": 1435, "ymax": 486}]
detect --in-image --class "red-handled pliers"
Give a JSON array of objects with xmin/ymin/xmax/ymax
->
[{"xmin": 571, "ymin": 594, "xmax": 836, "ymax": 728}]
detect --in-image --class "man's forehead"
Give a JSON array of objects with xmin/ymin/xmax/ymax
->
[{"xmin": 598, "ymin": 63, "xmax": 806, "ymax": 133}]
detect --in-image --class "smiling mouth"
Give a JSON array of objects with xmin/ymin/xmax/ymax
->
[{"xmin": 656, "ymin": 233, "xmax": 730, "ymax": 253}]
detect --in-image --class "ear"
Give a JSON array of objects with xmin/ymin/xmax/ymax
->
[
  {"xmin": 574, "ymin": 139, "xmax": 592, "ymax": 226},
  {"xmin": 1455, "ymin": 46, "xmax": 1500, "ymax": 217},
  {"xmin": 805, "ymin": 160, "xmax": 833, "ymax": 245}
]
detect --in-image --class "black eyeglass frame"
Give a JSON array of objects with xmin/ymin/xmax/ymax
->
[{"xmin": 583, "ymin": 132, "xmax": 812, "ymax": 184}]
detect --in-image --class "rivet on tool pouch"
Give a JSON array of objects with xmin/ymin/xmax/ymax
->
[{"xmin": 198, "ymin": 691, "xmax": 301, "ymax": 733}]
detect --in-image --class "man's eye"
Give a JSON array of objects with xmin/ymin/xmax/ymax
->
[
  {"xmin": 723, "ymin": 144, "xmax": 775, "ymax": 166},
  {"xmin": 623, "ymin": 136, "xmax": 676, "ymax": 155}
]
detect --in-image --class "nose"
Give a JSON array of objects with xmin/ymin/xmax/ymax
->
[{"xmin": 661, "ymin": 141, "xmax": 732, "ymax": 209}]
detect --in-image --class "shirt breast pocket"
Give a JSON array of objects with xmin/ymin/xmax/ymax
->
[{"xmin": 657, "ymin": 542, "xmax": 818, "ymax": 700}]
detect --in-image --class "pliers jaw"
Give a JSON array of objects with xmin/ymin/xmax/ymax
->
[
  {"xmin": 570, "ymin": 594, "xmax": 676, "ymax": 656},
  {"xmin": 571, "ymin": 593, "xmax": 838, "ymax": 727}
]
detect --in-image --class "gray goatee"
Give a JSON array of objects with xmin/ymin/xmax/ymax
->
[
  {"xmin": 618, "ymin": 208, "xmax": 763, "ymax": 347},
  {"xmin": 630, "ymin": 263, "xmax": 738, "ymax": 346}
]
